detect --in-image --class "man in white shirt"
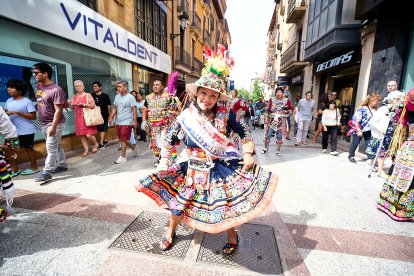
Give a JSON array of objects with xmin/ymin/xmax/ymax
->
[{"xmin": 295, "ymin": 91, "xmax": 315, "ymax": 146}]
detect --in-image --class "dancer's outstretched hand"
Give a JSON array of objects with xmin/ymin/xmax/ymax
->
[{"xmin": 242, "ymin": 153, "xmax": 254, "ymax": 172}]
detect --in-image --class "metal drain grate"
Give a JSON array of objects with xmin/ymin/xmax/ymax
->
[
  {"xmin": 197, "ymin": 223, "xmax": 283, "ymax": 275},
  {"xmin": 109, "ymin": 211, "xmax": 195, "ymax": 259}
]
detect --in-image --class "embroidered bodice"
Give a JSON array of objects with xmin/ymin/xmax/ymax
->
[
  {"xmin": 146, "ymin": 91, "xmax": 170, "ymax": 125},
  {"xmin": 161, "ymin": 105, "xmax": 254, "ymax": 160},
  {"xmin": 269, "ymin": 97, "xmax": 286, "ymax": 114}
]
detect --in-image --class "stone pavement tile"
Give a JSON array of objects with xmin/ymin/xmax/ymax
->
[
  {"xmin": 95, "ymin": 253, "xmax": 260, "ymax": 276},
  {"xmin": 286, "ymin": 224, "xmax": 414, "ymax": 262},
  {"xmin": 12, "ymin": 190, "xmax": 143, "ymax": 225},
  {"xmin": 300, "ymin": 249, "xmax": 414, "ymax": 276},
  {"xmin": 0, "ymin": 210, "xmax": 82, "ymax": 275},
  {"xmin": 260, "ymin": 138, "xmax": 414, "ymax": 237},
  {"xmin": 43, "ymin": 222, "xmax": 124, "ymax": 276}
]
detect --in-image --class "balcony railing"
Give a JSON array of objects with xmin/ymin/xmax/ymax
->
[
  {"xmin": 189, "ymin": 12, "xmax": 201, "ymax": 34},
  {"xmin": 175, "ymin": 46, "xmax": 191, "ymax": 70},
  {"xmin": 286, "ymin": 0, "xmax": 307, "ymax": 23},
  {"xmin": 280, "ymin": 41, "xmax": 306, "ymax": 73},
  {"xmin": 203, "ymin": 29, "xmax": 211, "ymax": 44},
  {"xmin": 192, "ymin": 57, "xmax": 204, "ymax": 76}
]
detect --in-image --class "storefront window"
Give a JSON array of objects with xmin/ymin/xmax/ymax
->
[
  {"xmin": 341, "ymin": 0, "xmax": 360, "ymax": 24},
  {"xmin": 306, "ymin": 0, "xmax": 338, "ymax": 46},
  {"xmin": 135, "ymin": 0, "xmax": 167, "ymax": 53},
  {"xmin": 138, "ymin": 67, "xmax": 164, "ymax": 97},
  {"xmin": 0, "ymin": 18, "xmax": 132, "ymax": 141},
  {"xmin": 327, "ymin": 0, "xmax": 337, "ymax": 31}
]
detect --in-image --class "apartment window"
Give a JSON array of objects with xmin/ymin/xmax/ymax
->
[
  {"xmin": 306, "ymin": 0, "xmax": 338, "ymax": 46},
  {"xmin": 134, "ymin": 0, "xmax": 167, "ymax": 53},
  {"xmin": 77, "ymin": 0, "xmax": 97, "ymax": 11},
  {"xmin": 210, "ymin": 17, "xmax": 215, "ymax": 32}
]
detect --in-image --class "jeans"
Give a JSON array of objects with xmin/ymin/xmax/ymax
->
[
  {"xmin": 41, "ymin": 123, "xmax": 67, "ymax": 172},
  {"xmin": 322, "ymin": 125, "xmax": 338, "ymax": 151},
  {"xmin": 264, "ymin": 125, "xmax": 282, "ymax": 148},
  {"xmin": 348, "ymin": 131, "xmax": 374, "ymax": 159},
  {"xmin": 296, "ymin": 119, "xmax": 311, "ymax": 143}
]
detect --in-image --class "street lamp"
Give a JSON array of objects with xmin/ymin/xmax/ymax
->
[{"xmin": 170, "ymin": 12, "xmax": 189, "ymax": 39}]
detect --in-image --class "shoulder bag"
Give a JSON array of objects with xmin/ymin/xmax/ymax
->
[{"xmin": 83, "ymin": 95, "xmax": 104, "ymax": 126}]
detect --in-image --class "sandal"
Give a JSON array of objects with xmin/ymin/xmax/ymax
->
[
  {"xmin": 223, "ymin": 233, "xmax": 239, "ymax": 256},
  {"xmin": 91, "ymin": 145, "xmax": 99, "ymax": 153},
  {"xmin": 81, "ymin": 152, "xmax": 90, "ymax": 157},
  {"xmin": 160, "ymin": 232, "xmax": 176, "ymax": 251},
  {"xmin": 11, "ymin": 170, "xmax": 21, "ymax": 178},
  {"xmin": 21, "ymin": 168, "xmax": 40, "ymax": 175}
]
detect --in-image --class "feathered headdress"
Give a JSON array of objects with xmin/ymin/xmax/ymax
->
[
  {"xmin": 186, "ymin": 44, "xmax": 235, "ymax": 101},
  {"xmin": 167, "ymin": 71, "xmax": 180, "ymax": 97}
]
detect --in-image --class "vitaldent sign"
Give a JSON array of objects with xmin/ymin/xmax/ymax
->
[
  {"xmin": 0, "ymin": 0, "xmax": 171, "ymax": 74},
  {"xmin": 316, "ymin": 51, "xmax": 354, "ymax": 73}
]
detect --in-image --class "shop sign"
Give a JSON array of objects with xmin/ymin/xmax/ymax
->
[
  {"xmin": 0, "ymin": 0, "xmax": 171, "ymax": 74},
  {"xmin": 277, "ymin": 76, "xmax": 291, "ymax": 86},
  {"xmin": 292, "ymin": 74, "xmax": 303, "ymax": 84},
  {"xmin": 316, "ymin": 51, "xmax": 354, "ymax": 73}
]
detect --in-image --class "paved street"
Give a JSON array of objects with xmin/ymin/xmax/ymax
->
[{"xmin": 1, "ymin": 129, "xmax": 413, "ymax": 276}]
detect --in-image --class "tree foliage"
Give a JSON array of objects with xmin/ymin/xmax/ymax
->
[
  {"xmin": 237, "ymin": 88, "xmax": 250, "ymax": 100},
  {"xmin": 251, "ymin": 80, "xmax": 264, "ymax": 102}
]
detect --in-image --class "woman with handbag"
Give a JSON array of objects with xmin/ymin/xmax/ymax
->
[
  {"xmin": 321, "ymin": 101, "xmax": 341, "ymax": 155},
  {"xmin": 68, "ymin": 80, "xmax": 99, "ymax": 157},
  {"xmin": 347, "ymin": 92, "xmax": 381, "ymax": 163},
  {"xmin": 135, "ymin": 45, "xmax": 278, "ymax": 256}
]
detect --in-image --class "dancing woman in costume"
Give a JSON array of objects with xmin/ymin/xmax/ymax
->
[
  {"xmin": 377, "ymin": 88, "xmax": 414, "ymax": 221},
  {"xmin": 0, "ymin": 106, "xmax": 20, "ymax": 222},
  {"xmin": 136, "ymin": 45, "xmax": 278, "ymax": 255}
]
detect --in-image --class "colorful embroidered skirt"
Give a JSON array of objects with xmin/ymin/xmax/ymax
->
[
  {"xmin": 0, "ymin": 149, "xmax": 14, "ymax": 223},
  {"xmin": 377, "ymin": 180, "xmax": 414, "ymax": 221},
  {"xmin": 377, "ymin": 126, "xmax": 414, "ymax": 221},
  {"xmin": 136, "ymin": 158, "xmax": 278, "ymax": 233}
]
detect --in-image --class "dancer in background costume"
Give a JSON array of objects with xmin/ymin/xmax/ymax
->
[
  {"xmin": 136, "ymin": 45, "xmax": 278, "ymax": 256},
  {"xmin": 262, "ymin": 87, "xmax": 292, "ymax": 156},
  {"xmin": 377, "ymin": 88, "xmax": 414, "ymax": 221},
  {"xmin": 229, "ymin": 89, "xmax": 244, "ymax": 150},
  {"xmin": 143, "ymin": 79, "xmax": 172, "ymax": 167},
  {"xmin": 0, "ymin": 107, "xmax": 19, "ymax": 223}
]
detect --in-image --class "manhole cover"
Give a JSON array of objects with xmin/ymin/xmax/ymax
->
[
  {"xmin": 109, "ymin": 211, "xmax": 195, "ymax": 259},
  {"xmin": 197, "ymin": 223, "xmax": 283, "ymax": 274}
]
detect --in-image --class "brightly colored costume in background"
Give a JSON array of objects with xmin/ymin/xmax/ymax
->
[
  {"xmin": 229, "ymin": 97, "xmax": 244, "ymax": 150},
  {"xmin": 136, "ymin": 103, "xmax": 278, "ymax": 233},
  {"xmin": 377, "ymin": 89, "xmax": 414, "ymax": 221},
  {"xmin": 146, "ymin": 91, "xmax": 171, "ymax": 158},
  {"xmin": 263, "ymin": 96, "xmax": 292, "ymax": 154},
  {"xmin": 0, "ymin": 107, "xmax": 20, "ymax": 223}
]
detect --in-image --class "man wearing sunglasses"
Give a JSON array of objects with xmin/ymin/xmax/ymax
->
[{"xmin": 33, "ymin": 62, "xmax": 68, "ymax": 182}]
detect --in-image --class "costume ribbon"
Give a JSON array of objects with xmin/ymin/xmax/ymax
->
[{"xmin": 177, "ymin": 104, "xmax": 241, "ymax": 159}]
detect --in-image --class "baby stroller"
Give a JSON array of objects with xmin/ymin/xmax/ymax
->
[{"xmin": 253, "ymin": 110, "xmax": 262, "ymax": 129}]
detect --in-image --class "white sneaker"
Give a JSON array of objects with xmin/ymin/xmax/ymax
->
[
  {"xmin": 276, "ymin": 151, "xmax": 282, "ymax": 156},
  {"xmin": 330, "ymin": 151, "xmax": 339, "ymax": 156},
  {"xmin": 322, "ymin": 149, "xmax": 327, "ymax": 153},
  {"xmin": 132, "ymin": 145, "xmax": 138, "ymax": 157},
  {"xmin": 114, "ymin": 156, "xmax": 127, "ymax": 164}
]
